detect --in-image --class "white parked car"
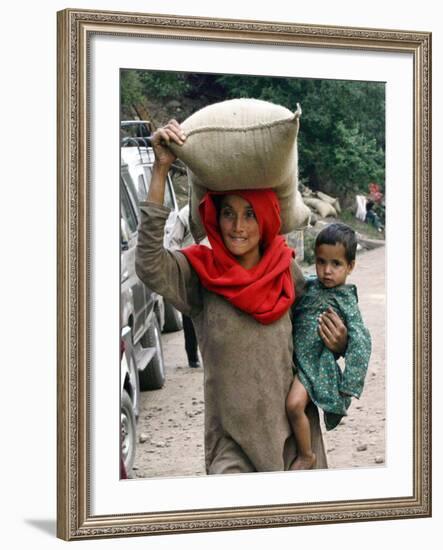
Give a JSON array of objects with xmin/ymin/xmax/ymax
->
[
  {"xmin": 121, "ymin": 124, "xmax": 184, "ymax": 333},
  {"xmin": 120, "ymin": 327, "xmax": 139, "ymax": 474},
  {"xmin": 120, "ymin": 122, "xmax": 184, "ymax": 475}
]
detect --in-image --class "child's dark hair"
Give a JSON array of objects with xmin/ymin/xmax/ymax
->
[{"xmin": 315, "ymin": 223, "xmax": 357, "ymax": 263}]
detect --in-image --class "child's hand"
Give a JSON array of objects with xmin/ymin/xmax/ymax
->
[{"xmin": 318, "ymin": 307, "xmax": 348, "ymax": 354}]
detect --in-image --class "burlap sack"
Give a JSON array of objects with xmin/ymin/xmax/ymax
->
[
  {"xmin": 316, "ymin": 191, "xmax": 342, "ymax": 214},
  {"xmin": 168, "ymin": 98, "xmax": 311, "ymax": 242},
  {"xmin": 303, "ymin": 197, "xmax": 338, "ymax": 219}
]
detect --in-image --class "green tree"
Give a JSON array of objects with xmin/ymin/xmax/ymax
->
[
  {"xmin": 121, "ymin": 70, "xmax": 144, "ymax": 106},
  {"xmin": 315, "ymin": 121, "xmax": 385, "ymax": 196},
  {"xmin": 137, "ymin": 71, "xmax": 190, "ymax": 99},
  {"xmin": 121, "ymin": 70, "xmax": 190, "ymax": 110},
  {"xmin": 213, "ymin": 75, "xmax": 385, "ymax": 197},
  {"xmin": 120, "ymin": 70, "xmax": 385, "ymax": 200}
]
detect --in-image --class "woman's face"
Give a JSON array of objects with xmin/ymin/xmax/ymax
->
[{"xmin": 219, "ymin": 194, "xmax": 261, "ymax": 269}]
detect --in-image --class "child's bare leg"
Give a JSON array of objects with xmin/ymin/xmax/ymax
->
[{"xmin": 286, "ymin": 376, "xmax": 316, "ymax": 470}]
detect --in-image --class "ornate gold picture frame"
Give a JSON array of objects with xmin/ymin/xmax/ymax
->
[{"xmin": 57, "ymin": 8, "xmax": 431, "ymax": 540}]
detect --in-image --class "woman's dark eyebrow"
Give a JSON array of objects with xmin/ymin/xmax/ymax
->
[{"xmin": 220, "ymin": 202, "xmax": 255, "ymax": 214}]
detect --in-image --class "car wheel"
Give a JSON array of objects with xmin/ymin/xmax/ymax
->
[
  {"xmin": 163, "ymin": 302, "xmax": 183, "ymax": 332},
  {"xmin": 121, "ymin": 388, "xmax": 136, "ymax": 474},
  {"xmin": 139, "ymin": 315, "xmax": 165, "ymax": 390}
]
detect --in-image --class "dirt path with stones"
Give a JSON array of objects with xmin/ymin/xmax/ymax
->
[{"xmin": 132, "ymin": 245, "xmax": 385, "ymax": 478}]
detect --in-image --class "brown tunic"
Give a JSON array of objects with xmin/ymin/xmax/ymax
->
[{"xmin": 135, "ymin": 202, "xmax": 327, "ymax": 474}]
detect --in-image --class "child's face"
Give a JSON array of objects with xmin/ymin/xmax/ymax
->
[{"xmin": 315, "ymin": 243, "xmax": 355, "ymax": 288}]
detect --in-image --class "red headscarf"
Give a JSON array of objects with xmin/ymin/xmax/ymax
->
[{"xmin": 181, "ymin": 188, "xmax": 295, "ymax": 324}]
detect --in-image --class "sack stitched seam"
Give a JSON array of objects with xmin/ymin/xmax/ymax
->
[{"xmin": 184, "ymin": 115, "xmax": 298, "ymax": 138}]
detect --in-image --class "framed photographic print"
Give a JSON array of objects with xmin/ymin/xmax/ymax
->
[{"xmin": 57, "ymin": 8, "xmax": 431, "ymax": 540}]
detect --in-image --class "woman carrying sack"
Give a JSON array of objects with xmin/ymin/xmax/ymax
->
[{"xmin": 135, "ymin": 118, "xmax": 347, "ymax": 474}]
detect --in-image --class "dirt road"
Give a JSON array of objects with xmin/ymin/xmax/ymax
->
[{"xmin": 132, "ymin": 245, "xmax": 386, "ymax": 478}]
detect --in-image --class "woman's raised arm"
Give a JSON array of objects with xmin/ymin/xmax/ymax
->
[{"xmin": 135, "ymin": 120, "xmax": 203, "ymax": 317}]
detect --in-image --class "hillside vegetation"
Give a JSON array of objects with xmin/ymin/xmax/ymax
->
[{"xmin": 121, "ymin": 70, "xmax": 386, "ymax": 247}]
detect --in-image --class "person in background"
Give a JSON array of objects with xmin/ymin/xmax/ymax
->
[
  {"xmin": 168, "ymin": 203, "xmax": 201, "ymax": 369},
  {"xmin": 365, "ymin": 199, "xmax": 383, "ymax": 232}
]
